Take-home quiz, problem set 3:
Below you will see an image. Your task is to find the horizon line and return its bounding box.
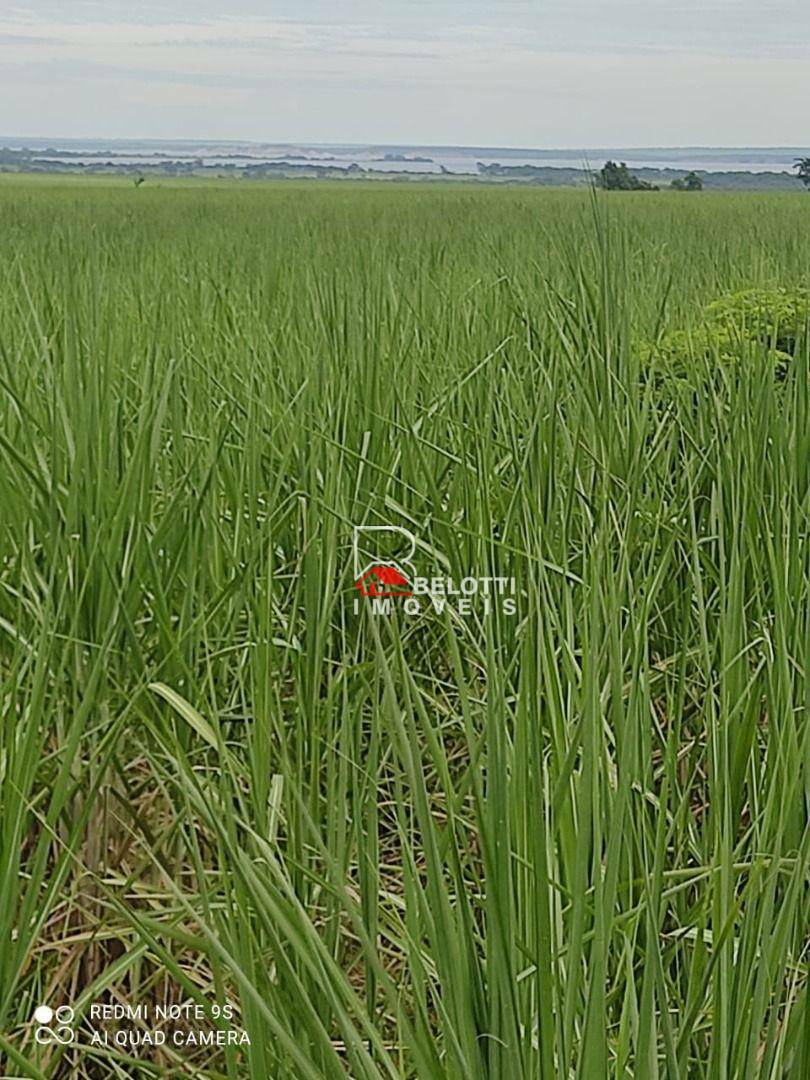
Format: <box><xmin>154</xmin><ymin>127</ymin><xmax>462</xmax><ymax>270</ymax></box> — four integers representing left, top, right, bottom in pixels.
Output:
<box><xmin>2</xmin><ymin>136</ymin><xmax>810</xmax><ymax>155</ymax></box>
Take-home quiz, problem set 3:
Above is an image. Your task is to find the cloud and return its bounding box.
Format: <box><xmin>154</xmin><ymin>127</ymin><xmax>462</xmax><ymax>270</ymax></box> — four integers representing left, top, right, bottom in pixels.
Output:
<box><xmin>5</xmin><ymin>5</ymin><xmax>809</xmax><ymax>62</ymax></box>
<box><xmin>2</xmin><ymin>2</ymin><xmax>809</xmax><ymax>144</ymax></box>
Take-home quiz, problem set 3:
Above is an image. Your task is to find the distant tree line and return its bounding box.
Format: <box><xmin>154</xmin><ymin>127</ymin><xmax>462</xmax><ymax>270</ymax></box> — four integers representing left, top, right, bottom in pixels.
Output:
<box><xmin>1</xmin><ymin>145</ymin><xmax>809</xmax><ymax>190</ymax></box>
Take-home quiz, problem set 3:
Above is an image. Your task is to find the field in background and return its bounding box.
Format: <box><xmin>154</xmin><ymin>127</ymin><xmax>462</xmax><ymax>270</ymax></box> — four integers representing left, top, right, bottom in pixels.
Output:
<box><xmin>0</xmin><ymin>179</ymin><xmax>808</xmax><ymax>1078</ymax></box>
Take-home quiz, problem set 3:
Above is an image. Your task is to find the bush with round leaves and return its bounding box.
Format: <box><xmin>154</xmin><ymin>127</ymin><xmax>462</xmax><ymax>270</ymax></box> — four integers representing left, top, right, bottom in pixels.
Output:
<box><xmin>641</xmin><ymin>287</ymin><xmax>806</xmax><ymax>382</ymax></box>
<box><xmin>705</xmin><ymin>287</ymin><xmax>809</xmax><ymax>355</ymax></box>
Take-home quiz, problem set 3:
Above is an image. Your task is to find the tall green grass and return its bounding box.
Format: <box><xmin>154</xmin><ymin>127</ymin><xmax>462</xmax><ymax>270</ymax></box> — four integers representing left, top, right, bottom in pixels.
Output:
<box><xmin>0</xmin><ymin>177</ymin><xmax>808</xmax><ymax>1078</ymax></box>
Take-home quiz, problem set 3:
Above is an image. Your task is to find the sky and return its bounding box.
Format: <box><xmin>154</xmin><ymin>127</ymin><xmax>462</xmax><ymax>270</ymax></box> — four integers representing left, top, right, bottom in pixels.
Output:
<box><xmin>1</xmin><ymin>1</ymin><xmax>808</xmax><ymax>147</ymax></box>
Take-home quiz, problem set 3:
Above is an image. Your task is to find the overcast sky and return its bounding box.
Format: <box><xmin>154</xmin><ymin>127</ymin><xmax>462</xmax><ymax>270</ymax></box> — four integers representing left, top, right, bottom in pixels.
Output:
<box><xmin>2</xmin><ymin>1</ymin><xmax>807</xmax><ymax>146</ymax></box>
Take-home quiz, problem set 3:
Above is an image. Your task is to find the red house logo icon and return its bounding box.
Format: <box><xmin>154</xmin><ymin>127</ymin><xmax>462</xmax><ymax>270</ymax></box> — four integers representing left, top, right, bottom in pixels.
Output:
<box><xmin>354</xmin><ymin>564</ymin><xmax>413</xmax><ymax>598</ymax></box>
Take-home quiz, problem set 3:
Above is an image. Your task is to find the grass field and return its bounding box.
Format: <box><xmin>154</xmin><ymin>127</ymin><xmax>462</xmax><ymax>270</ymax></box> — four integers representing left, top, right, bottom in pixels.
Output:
<box><xmin>0</xmin><ymin>177</ymin><xmax>808</xmax><ymax>1078</ymax></box>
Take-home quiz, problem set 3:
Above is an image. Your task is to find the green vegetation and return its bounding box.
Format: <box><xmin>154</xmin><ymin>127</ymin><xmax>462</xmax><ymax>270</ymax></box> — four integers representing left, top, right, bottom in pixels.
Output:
<box><xmin>2</xmin><ymin>147</ymin><xmax>806</xmax><ymax>189</ymax></box>
<box><xmin>671</xmin><ymin>170</ymin><xmax>704</xmax><ymax>191</ymax></box>
<box><xmin>598</xmin><ymin>160</ymin><xmax>658</xmax><ymax>190</ymax></box>
<box><xmin>794</xmin><ymin>157</ymin><xmax>810</xmax><ymax>189</ymax></box>
<box><xmin>0</xmin><ymin>178</ymin><xmax>808</xmax><ymax>1079</ymax></box>
<box><xmin>706</xmin><ymin>287</ymin><xmax>810</xmax><ymax>353</ymax></box>
<box><xmin>642</xmin><ymin>286</ymin><xmax>810</xmax><ymax>378</ymax></box>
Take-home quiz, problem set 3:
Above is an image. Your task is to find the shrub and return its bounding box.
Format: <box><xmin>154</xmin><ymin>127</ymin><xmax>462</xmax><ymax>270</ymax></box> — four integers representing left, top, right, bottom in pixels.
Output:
<box><xmin>705</xmin><ymin>287</ymin><xmax>810</xmax><ymax>354</ymax></box>
<box><xmin>671</xmin><ymin>171</ymin><xmax>704</xmax><ymax>192</ymax></box>
<box><xmin>598</xmin><ymin>160</ymin><xmax>658</xmax><ymax>191</ymax></box>
<box><xmin>640</xmin><ymin>287</ymin><xmax>806</xmax><ymax>381</ymax></box>
<box><xmin>640</xmin><ymin>324</ymin><xmax>791</xmax><ymax>381</ymax></box>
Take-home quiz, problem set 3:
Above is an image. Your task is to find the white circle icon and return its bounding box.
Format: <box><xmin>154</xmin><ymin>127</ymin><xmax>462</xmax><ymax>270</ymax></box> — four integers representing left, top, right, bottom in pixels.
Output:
<box><xmin>34</xmin><ymin>1004</ymin><xmax>74</xmax><ymax>1045</ymax></box>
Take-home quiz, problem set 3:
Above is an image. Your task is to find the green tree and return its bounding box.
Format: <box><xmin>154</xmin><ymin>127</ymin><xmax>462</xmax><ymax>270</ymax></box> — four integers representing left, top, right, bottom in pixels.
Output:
<box><xmin>671</xmin><ymin>170</ymin><xmax>703</xmax><ymax>191</ymax></box>
<box><xmin>598</xmin><ymin>161</ymin><xmax>657</xmax><ymax>191</ymax></box>
<box><xmin>794</xmin><ymin>158</ymin><xmax>810</xmax><ymax>189</ymax></box>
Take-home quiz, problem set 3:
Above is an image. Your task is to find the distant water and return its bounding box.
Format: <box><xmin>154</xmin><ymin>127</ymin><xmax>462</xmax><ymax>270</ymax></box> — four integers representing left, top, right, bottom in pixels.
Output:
<box><xmin>6</xmin><ymin>140</ymin><xmax>806</xmax><ymax>176</ymax></box>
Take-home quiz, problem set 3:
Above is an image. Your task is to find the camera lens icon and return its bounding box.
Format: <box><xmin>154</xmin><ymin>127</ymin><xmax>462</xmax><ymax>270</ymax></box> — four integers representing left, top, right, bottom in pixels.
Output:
<box><xmin>34</xmin><ymin>1004</ymin><xmax>75</xmax><ymax>1045</ymax></box>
